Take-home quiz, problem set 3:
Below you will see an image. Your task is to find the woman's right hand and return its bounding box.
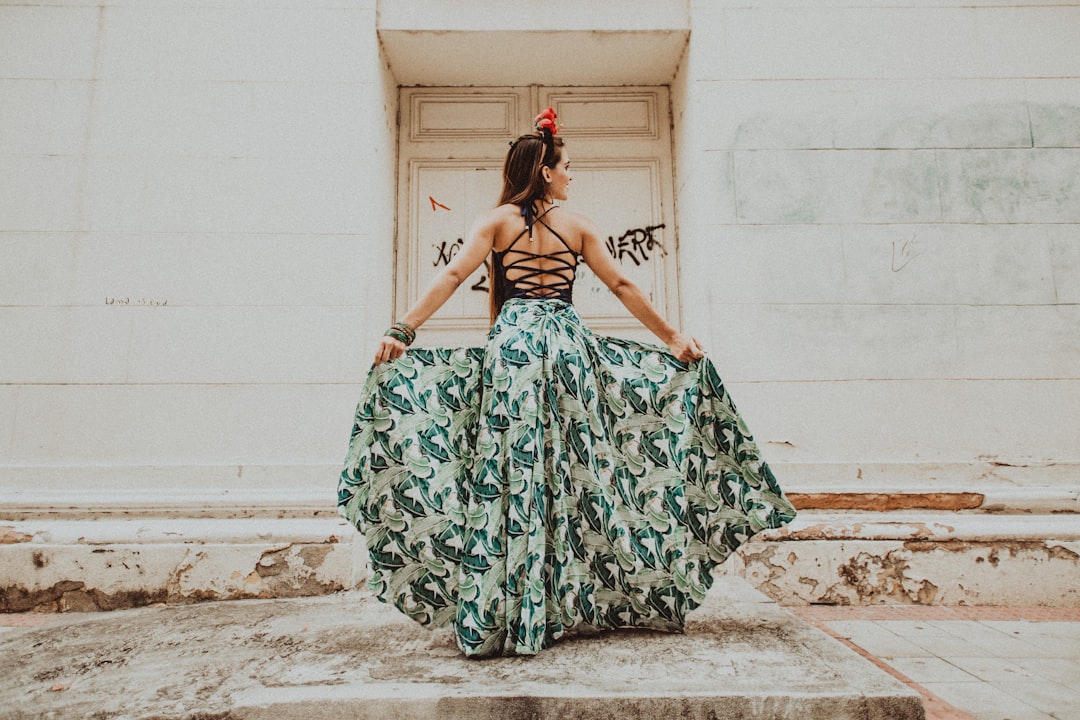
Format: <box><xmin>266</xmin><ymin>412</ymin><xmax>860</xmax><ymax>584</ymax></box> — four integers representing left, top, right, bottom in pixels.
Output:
<box><xmin>667</xmin><ymin>332</ymin><xmax>706</xmax><ymax>363</ymax></box>
<box><xmin>374</xmin><ymin>335</ymin><xmax>407</xmax><ymax>365</ymax></box>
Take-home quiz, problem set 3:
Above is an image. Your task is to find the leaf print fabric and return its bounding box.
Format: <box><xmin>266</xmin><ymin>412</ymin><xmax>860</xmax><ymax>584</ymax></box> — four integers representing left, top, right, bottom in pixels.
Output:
<box><xmin>339</xmin><ymin>298</ymin><xmax>795</xmax><ymax>657</ymax></box>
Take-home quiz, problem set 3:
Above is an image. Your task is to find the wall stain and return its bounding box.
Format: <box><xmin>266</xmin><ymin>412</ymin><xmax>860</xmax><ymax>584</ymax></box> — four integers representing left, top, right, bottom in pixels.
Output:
<box><xmin>0</xmin><ymin>526</ymin><xmax>32</xmax><ymax>544</ymax></box>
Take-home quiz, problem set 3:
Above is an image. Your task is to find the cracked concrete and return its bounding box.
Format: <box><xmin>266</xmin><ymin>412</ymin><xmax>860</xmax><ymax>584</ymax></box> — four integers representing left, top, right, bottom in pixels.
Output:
<box><xmin>3</xmin><ymin>508</ymin><xmax>1078</xmax><ymax>614</ymax></box>
<box><xmin>0</xmin><ymin>537</ymin><xmax>350</xmax><ymax>612</ymax></box>
<box><xmin>0</xmin><ymin>577</ymin><xmax>924</xmax><ymax>720</ymax></box>
<box><xmin>742</xmin><ymin>537</ymin><xmax>1080</xmax><ymax>606</ymax></box>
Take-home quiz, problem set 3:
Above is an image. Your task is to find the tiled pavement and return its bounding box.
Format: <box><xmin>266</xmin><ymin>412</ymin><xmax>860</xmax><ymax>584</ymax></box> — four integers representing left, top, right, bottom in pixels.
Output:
<box><xmin>791</xmin><ymin>606</ymin><xmax>1080</xmax><ymax>720</ymax></box>
<box><xmin>3</xmin><ymin>604</ymin><xmax>1079</xmax><ymax>719</ymax></box>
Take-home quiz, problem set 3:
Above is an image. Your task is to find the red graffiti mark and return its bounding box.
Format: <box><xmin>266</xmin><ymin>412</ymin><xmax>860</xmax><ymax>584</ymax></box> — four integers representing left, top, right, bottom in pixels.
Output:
<box><xmin>429</xmin><ymin>196</ymin><xmax>451</xmax><ymax>212</ymax></box>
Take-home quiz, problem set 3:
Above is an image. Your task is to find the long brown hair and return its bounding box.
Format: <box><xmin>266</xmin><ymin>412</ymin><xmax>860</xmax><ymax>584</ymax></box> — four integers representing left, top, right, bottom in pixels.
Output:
<box><xmin>489</xmin><ymin>131</ymin><xmax>565</xmax><ymax>322</ymax></box>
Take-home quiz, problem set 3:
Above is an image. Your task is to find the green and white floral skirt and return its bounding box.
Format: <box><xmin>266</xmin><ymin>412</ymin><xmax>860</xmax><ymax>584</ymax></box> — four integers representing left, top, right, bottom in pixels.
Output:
<box><xmin>338</xmin><ymin>298</ymin><xmax>795</xmax><ymax>657</ymax></box>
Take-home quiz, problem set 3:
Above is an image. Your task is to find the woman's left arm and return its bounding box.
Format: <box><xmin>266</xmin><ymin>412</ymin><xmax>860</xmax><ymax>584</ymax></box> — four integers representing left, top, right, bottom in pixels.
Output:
<box><xmin>579</xmin><ymin>215</ymin><xmax>705</xmax><ymax>363</ymax></box>
<box><xmin>373</xmin><ymin>213</ymin><xmax>497</xmax><ymax>364</ymax></box>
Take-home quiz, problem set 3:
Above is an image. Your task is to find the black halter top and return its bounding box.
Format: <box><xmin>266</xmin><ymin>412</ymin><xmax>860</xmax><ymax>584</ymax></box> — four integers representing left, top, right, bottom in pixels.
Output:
<box><xmin>491</xmin><ymin>204</ymin><xmax>579</xmax><ymax>304</ymax></box>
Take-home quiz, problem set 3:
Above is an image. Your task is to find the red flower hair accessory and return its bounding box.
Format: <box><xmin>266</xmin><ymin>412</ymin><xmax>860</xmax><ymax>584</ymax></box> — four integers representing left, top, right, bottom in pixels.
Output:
<box><xmin>534</xmin><ymin>107</ymin><xmax>558</xmax><ymax>136</ymax></box>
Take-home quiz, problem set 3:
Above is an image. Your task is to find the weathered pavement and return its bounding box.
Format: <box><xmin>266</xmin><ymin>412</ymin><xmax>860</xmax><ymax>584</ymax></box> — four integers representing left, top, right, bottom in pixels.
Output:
<box><xmin>0</xmin><ymin>576</ymin><xmax>923</xmax><ymax>720</ymax></box>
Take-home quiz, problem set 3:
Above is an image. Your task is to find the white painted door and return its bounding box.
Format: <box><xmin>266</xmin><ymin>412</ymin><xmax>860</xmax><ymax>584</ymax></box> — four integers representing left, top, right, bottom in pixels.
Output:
<box><xmin>396</xmin><ymin>86</ymin><xmax>677</xmax><ymax>346</ymax></box>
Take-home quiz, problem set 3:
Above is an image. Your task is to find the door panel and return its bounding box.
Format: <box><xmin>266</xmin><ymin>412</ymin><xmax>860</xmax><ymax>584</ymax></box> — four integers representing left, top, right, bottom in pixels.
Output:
<box><xmin>397</xmin><ymin>86</ymin><xmax>676</xmax><ymax>346</ymax></box>
<box><xmin>409</xmin><ymin>161</ymin><xmax>502</xmax><ymax>324</ymax></box>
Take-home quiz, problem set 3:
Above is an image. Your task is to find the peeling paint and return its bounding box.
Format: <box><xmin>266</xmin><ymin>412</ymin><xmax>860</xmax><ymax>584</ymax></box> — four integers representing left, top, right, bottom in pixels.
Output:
<box><xmin>298</xmin><ymin>544</ymin><xmax>334</xmax><ymax>567</ymax></box>
<box><xmin>786</xmin><ymin>520</ymin><xmax>956</xmax><ymax>541</ymax></box>
<box><xmin>0</xmin><ymin>526</ymin><xmax>32</xmax><ymax>544</ymax></box>
<box><xmin>1049</xmin><ymin>543</ymin><xmax>1080</xmax><ymax>561</ymax></box>
<box><xmin>741</xmin><ymin>538</ymin><xmax>1080</xmax><ymax>607</ymax></box>
<box><xmin>256</xmin><ymin>546</ymin><xmax>291</xmax><ymax>578</ymax></box>
<box><xmin>251</xmin><ymin>544</ymin><xmax>346</xmax><ymax>599</ymax></box>
<box><xmin>837</xmin><ymin>552</ymin><xmax>916</xmax><ymax>604</ymax></box>
<box><xmin>165</xmin><ymin>550</ymin><xmax>200</xmax><ymax>602</ymax></box>
<box><xmin>1</xmin><ymin>581</ymin><xmax>167</xmax><ymax>613</ymax></box>
<box><xmin>788</xmin><ymin>492</ymin><xmax>984</xmax><ymax>512</ymax></box>
<box><xmin>915</xmin><ymin>580</ymin><xmax>938</xmax><ymax>604</ymax></box>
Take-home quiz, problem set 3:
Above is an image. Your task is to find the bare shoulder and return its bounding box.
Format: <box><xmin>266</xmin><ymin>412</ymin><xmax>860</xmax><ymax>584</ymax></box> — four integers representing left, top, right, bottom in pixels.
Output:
<box><xmin>555</xmin><ymin>206</ymin><xmax>592</xmax><ymax>226</ymax></box>
<box><xmin>464</xmin><ymin>204</ymin><xmax>514</xmax><ymax>245</ymax></box>
<box><xmin>491</xmin><ymin>203</ymin><xmax>523</xmax><ymax>220</ymax></box>
<box><xmin>483</xmin><ymin>203</ymin><xmax>522</xmax><ymax>232</ymax></box>
<box><xmin>554</xmin><ymin>207</ymin><xmax>600</xmax><ymax>243</ymax></box>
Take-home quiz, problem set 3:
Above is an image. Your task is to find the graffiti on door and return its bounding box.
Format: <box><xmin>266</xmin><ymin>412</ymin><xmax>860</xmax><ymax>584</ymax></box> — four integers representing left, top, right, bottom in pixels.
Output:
<box><xmin>432</xmin><ymin>238</ymin><xmax>465</xmax><ymax>267</ymax></box>
<box><xmin>605</xmin><ymin>224</ymin><xmax>666</xmax><ymax>266</ymax></box>
<box><xmin>429</xmin><ymin>224</ymin><xmax>667</xmax><ymax>294</ymax></box>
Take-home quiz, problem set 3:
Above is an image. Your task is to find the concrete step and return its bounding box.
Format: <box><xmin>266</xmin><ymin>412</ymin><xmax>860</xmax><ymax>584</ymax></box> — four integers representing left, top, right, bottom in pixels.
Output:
<box><xmin>0</xmin><ymin>518</ymin><xmax>356</xmax><ymax>612</ymax></box>
<box><xmin>2</xmin><ymin>461</ymin><xmax>1077</xmax><ymax>519</ymax></box>
<box><xmin>0</xmin><ymin>577</ymin><xmax>924</xmax><ymax>720</ymax></box>
<box><xmin>3</xmin><ymin>513</ymin><xmax>1079</xmax><ymax>612</ymax></box>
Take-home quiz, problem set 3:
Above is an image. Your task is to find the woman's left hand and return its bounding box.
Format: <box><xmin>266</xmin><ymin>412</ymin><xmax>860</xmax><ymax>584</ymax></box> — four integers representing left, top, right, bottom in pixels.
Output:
<box><xmin>667</xmin><ymin>332</ymin><xmax>706</xmax><ymax>363</ymax></box>
<box><xmin>374</xmin><ymin>335</ymin><xmax>407</xmax><ymax>365</ymax></box>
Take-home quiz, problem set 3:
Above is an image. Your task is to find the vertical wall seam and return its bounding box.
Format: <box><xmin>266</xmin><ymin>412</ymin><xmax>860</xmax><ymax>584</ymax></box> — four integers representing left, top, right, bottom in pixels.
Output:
<box><xmin>1026</xmin><ymin>95</ymin><xmax>1036</xmax><ymax>150</ymax></box>
<box><xmin>6</xmin><ymin>387</ymin><xmax>19</xmax><ymax>461</ymax></box>
<box><xmin>74</xmin><ymin>4</ymin><xmax>106</xmax><ymax>232</ymax></box>
<box><xmin>730</xmin><ymin>150</ymin><xmax>740</xmax><ymax>224</ymax></box>
<box><xmin>933</xmin><ymin>148</ymin><xmax>946</xmax><ymax>223</ymax></box>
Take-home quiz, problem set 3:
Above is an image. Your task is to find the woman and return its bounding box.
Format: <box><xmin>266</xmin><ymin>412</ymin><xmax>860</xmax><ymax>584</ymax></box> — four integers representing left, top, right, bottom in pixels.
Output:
<box><xmin>339</xmin><ymin>108</ymin><xmax>795</xmax><ymax>658</ymax></box>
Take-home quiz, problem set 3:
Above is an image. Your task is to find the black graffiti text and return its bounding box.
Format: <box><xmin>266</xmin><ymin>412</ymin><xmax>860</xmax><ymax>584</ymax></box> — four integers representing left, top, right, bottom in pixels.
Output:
<box><xmin>606</xmin><ymin>224</ymin><xmax>666</xmax><ymax>266</ymax></box>
<box><xmin>431</xmin><ymin>238</ymin><xmax>489</xmax><ymax>292</ymax></box>
<box><xmin>433</xmin><ymin>238</ymin><xmax>465</xmax><ymax>267</ymax></box>
<box><xmin>470</xmin><ymin>259</ymin><xmax>491</xmax><ymax>293</ymax></box>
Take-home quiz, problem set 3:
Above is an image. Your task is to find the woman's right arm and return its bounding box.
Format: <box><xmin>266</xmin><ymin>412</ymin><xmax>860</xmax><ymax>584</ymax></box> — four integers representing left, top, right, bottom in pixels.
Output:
<box><xmin>373</xmin><ymin>211</ymin><xmax>499</xmax><ymax>365</ymax></box>
<box><xmin>579</xmin><ymin>216</ymin><xmax>705</xmax><ymax>363</ymax></box>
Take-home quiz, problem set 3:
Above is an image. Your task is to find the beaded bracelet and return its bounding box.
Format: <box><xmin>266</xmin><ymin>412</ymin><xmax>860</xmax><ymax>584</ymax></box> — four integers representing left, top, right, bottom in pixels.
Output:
<box><xmin>384</xmin><ymin>321</ymin><xmax>415</xmax><ymax>346</ymax></box>
<box><xmin>394</xmin><ymin>322</ymin><xmax>415</xmax><ymax>344</ymax></box>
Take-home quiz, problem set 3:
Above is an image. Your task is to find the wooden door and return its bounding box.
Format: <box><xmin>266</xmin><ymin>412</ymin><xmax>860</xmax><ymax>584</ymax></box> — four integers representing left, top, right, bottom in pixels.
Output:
<box><xmin>396</xmin><ymin>86</ymin><xmax>677</xmax><ymax>346</ymax></box>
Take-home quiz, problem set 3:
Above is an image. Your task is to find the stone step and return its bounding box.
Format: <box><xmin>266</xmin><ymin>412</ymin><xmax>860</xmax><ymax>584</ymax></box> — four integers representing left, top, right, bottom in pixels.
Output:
<box><xmin>3</xmin><ymin>514</ymin><xmax>1079</xmax><ymax>612</ymax></box>
<box><xmin>0</xmin><ymin>577</ymin><xmax>925</xmax><ymax>720</ymax></box>
<box><xmin>6</xmin><ymin>511</ymin><xmax>1079</xmax><ymax>546</ymax></box>
<box><xmin>2</xmin><ymin>462</ymin><xmax>1077</xmax><ymax>519</ymax></box>
<box><xmin>0</xmin><ymin>518</ymin><xmax>356</xmax><ymax>612</ymax></box>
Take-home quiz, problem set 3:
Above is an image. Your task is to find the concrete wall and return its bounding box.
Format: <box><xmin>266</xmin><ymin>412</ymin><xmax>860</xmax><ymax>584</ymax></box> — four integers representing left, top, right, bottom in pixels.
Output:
<box><xmin>2</xmin><ymin>0</ymin><xmax>1078</xmax><ymax>609</ymax></box>
<box><xmin>1</xmin><ymin>0</ymin><xmax>396</xmax><ymax>498</ymax></box>
<box><xmin>672</xmin><ymin>0</ymin><xmax>1080</xmax><ymax>606</ymax></box>
<box><xmin>673</xmin><ymin>0</ymin><xmax>1080</xmax><ymax>487</ymax></box>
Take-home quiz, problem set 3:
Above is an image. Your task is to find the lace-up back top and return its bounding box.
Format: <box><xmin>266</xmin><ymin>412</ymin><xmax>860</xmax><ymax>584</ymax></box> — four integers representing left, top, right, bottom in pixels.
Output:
<box><xmin>491</xmin><ymin>204</ymin><xmax>579</xmax><ymax>304</ymax></box>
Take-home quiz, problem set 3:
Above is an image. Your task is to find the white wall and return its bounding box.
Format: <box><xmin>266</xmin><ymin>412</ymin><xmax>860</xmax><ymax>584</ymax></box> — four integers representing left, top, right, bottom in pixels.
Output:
<box><xmin>3</xmin><ymin>0</ymin><xmax>1079</xmax><ymax>611</ymax></box>
<box><xmin>2</xmin><ymin>0</ymin><xmax>1078</xmax><ymax>510</ymax></box>
<box><xmin>0</xmin><ymin>0</ymin><xmax>396</xmax><ymax>500</ymax></box>
<box><xmin>674</xmin><ymin>1</ymin><xmax>1080</xmax><ymax>487</ymax></box>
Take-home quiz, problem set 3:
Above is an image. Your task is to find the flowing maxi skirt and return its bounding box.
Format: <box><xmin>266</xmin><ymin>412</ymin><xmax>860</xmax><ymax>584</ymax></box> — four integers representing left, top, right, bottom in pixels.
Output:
<box><xmin>338</xmin><ymin>298</ymin><xmax>796</xmax><ymax>657</ymax></box>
